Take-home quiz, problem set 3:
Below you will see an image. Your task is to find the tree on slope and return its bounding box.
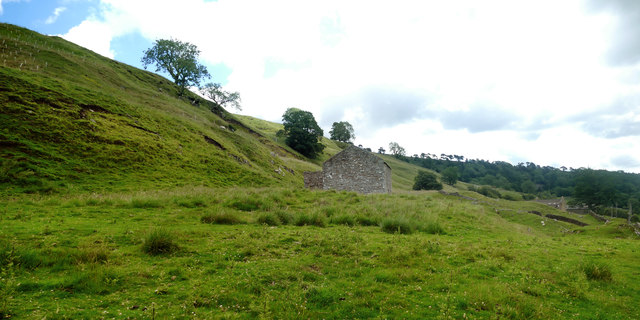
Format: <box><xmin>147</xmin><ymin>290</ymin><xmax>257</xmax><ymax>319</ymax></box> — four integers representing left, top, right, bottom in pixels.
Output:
<box><xmin>329</xmin><ymin>121</ymin><xmax>355</xmax><ymax>143</ymax></box>
<box><xmin>142</xmin><ymin>38</ymin><xmax>210</xmax><ymax>95</ymax></box>
<box><xmin>413</xmin><ymin>171</ymin><xmax>443</xmax><ymax>190</ymax></box>
<box><xmin>282</xmin><ymin>108</ymin><xmax>325</xmax><ymax>158</ymax></box>
<box><xmin>388</xmin><ymin>142</ymin><xmax>406</xmax><ymax>157</ymax></box>
<box><xmin>441</xmin><ymin>166</ymin><xmax>459</xmax><ymax>185</ymax></box>
<box><xmin>200</xmin><ymin>83</ymin><xmax>242</xmax><ymax>111</ymax></box>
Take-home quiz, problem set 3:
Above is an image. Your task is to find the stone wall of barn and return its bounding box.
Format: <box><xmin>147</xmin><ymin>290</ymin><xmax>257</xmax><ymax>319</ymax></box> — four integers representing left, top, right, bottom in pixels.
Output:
<box><xmin>321</xmin><ymin>146</ymin><xmax>391</xmax><ymax>194</ymax></box>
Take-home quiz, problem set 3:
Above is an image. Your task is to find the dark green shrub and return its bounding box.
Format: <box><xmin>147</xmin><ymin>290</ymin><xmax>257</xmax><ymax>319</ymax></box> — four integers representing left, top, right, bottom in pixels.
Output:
<box><xmin>582</xmin><ymin>262</ymin><xmax>612</xmax><ymax>281</ymax></box>
<box><xmin>142</xmin><ymin>229</ymin><xmax>178</xmax><ymax>256</ymax></box>
<box><xmin>201</xmin><ymin>211</ymin><xmax>244</xmax><ymax>225</ymax></box>
<box><xmin>413</xmin><ymin>171</ymin><xmax>443</xmax><ymax>191</ymax></box>
<box><xmin>380</xmin><ymin>217</ymin><xmax>415</xmax><ymax>234</ymax></box>
<box><xmin>631</xmin><ymin>215</ymin><xmax>639</xmax><ymax>223</ymax></box>
<box><xmin>257</xmin><ymin>212</ymin><xmax>281</xmax><ymax>226</ymax></box>
<box><xmin>522</xmin><ymin>194</ymin><xmax>536</xmax><ymax>200</ymax></box>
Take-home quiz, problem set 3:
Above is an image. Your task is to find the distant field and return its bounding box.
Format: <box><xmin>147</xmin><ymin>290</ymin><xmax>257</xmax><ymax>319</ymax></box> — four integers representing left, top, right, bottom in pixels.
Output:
<box><xmin>1</xmin><ymin>187</ymin><xmax>638</xmax><ymax>319</ymax></box>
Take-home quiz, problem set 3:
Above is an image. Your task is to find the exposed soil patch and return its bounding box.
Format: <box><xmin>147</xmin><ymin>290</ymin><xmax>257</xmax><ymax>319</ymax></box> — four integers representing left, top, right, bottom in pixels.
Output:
<box><xmin>545</xmin><ymin>214</ymin><xmax>588</xmax><ymax>227</ymax></box>
<box><xmin>203</xmin><ymin>135</ymin><xmax>225</xmax><ymax>150</ymax></box>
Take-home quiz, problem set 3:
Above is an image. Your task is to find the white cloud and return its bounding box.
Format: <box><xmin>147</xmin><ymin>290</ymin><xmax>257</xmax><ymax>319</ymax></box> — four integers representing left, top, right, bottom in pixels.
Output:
<box><xmin>63</xmin><ymin>18</ymin><xmax>116</xmax><ymax>58</ymax></box>
<box><xmin>45</xmin><ymin>6</ymin><xmax>67</xmax><ymax>24</ymax></box>
<box><xmin>60</xmin><ymin>0</ymin><xmax>640</xmax><ymax>172</ymax></box>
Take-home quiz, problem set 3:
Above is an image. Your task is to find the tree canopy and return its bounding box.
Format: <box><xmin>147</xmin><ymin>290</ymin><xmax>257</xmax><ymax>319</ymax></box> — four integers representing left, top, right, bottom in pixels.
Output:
<box><xmin>413</xmin><ymin>171</ymin><xmax>443</xmax><ymax>191</ymax></box>
<box><xmin>329</xmin><ymin>121</ymin><xmax>355</xmax><ymax>143</ymax></box>
<box><xmin>441</xmin><ymin>167</ymin><xmax>459</xmax><ymax>185</ymax></box>
<box><xmin>388</xmin><ymin>142</ymin><xmax>406</xmax><ymax>157</ymax></box>
<box><xmin>282</xmin><ymin>108</ymin><xmax>325</xmax><ymax>158</ymax></box>
<box><xmin>142</xmin><ymin>39</ymin><xmax>210</xmax><ymax>95</ymax></box>
<box><xmin>200</xmin><ymin>83</ymin><xmax>242</xmax><ymax>111</ymax></box>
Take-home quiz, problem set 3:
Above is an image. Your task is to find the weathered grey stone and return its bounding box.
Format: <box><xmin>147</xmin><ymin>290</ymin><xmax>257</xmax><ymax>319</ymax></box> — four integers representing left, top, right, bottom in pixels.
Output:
<box><xmin>304</xmin><ymin>146</ymin><xmax>391</xmax><ymax>194</ymax></box>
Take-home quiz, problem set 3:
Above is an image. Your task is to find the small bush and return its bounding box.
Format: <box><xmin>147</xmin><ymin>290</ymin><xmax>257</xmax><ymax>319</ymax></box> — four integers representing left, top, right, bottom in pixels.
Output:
<box><xmin>582</xmin><ymin>262</ymin><xmax>612</xmax><ymax>281</ymax></box>
<box><xmin>295</xmin><ymin>213</ymin><xmax>327</xmax><ymax>227</ymax></box>
<box><xmin>142</xmin><ymin>229</ymin><xmax>178</xmax><ymax>256</ymax></box>
<box><xmin>522</xmin><ymin>194</ymin><xmax>536</xmax><ymax>200</ymax></box>
<box><xmin>201</xmin><ymin>211</ymin><xmax>244</xmax><ymax>225</ymax></box>
<box><xmin>257</xmin><ymin>212</ymin><xmax>281</xmax><ymax>226</ymax></box>
<box><xmin>631</xmin><ymin>215</ymin><xmax>639</xmax><ymax>223</ymax></box>
<box><xmin>331</xmin><ymin>214</ymin><xmax>356</xmax><ymax>226</ymax></box>
<box><xmin>380</xmin><ymin>217</ymin><xmax>415</xmax><ymax>234</ymax></box>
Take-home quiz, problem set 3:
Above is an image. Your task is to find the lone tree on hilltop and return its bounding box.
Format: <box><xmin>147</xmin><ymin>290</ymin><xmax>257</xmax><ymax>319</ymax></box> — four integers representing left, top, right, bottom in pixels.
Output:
<box><xmin>142</xmin><ymin>38</ymin><xmax>210</xmax><ymax>95</ymax></box>
<box><xmin>200</xmin><ymin>83</ymin><xmax>242</xmax><ymax>111</ymax></box>
<box><xmin>388</xmin><ymin>142</ymin><xmax>406</xmax><ymax>157</ymax></box>
<box><xmin>282</xmin><ymin>108</ymin><xmax>325</xmax><ymax>158</ymax></box>
<box><xmin>413</xmin><ymin>171</ymin><xmax>443</xmax><ymax>191</ymax></box>
<box><xmin>329</xmin><ymin>121</ymin><xmax>355</xmax><ymax>143</ymax></box>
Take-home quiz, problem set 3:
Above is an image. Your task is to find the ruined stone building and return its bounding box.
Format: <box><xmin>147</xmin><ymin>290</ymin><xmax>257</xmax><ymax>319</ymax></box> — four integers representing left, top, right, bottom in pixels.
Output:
<box><xmin>303</xmin><ymin>146</ymin><xmax>392</xmax><ymax>194</ymax></box>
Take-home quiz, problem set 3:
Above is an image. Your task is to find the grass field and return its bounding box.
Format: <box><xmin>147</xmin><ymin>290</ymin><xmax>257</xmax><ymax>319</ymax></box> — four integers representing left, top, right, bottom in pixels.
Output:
<box><xmin>1</xmin><ymin>187</ymin><xmax>639</xmax><ymax>319</ymax></box>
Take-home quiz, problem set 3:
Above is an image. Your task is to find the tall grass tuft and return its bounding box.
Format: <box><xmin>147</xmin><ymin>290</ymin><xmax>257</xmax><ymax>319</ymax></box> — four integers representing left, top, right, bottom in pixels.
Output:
<box><xmin>419</xmin><ymin>221</ymin><xmax>446</xmax><ymax>235</ymax></box>
<box><xmin>130</xmin><ymin>198</ymin><xmax>164</xmax><ymax>209</ymax></box>
<box><xmin>330</xmin><ymin>214</ymin><xmax>356</xmax><ymax>226</ymax></box>
<box><xmin>275</xmin><ymin>211</ymin><xmax>294</xmax><ymax>225</ymax></box>
<box><xmin>582</xmin><ymin>262</ymin><xmax>613</xmax><ymax>281</ymax></box>
<box><xmin>295</xmin><ymin>212</ymin><xmax>327</xmax><ymax>227</ymax></box>
<box><xmin>257</xmin><ymin>212</ymin><xmax>281</xmax><ymax>226</ymax></box>
<box><xmin>74</xmin><ymin>246</ymin><xmax>109</xmax><ymax>264</ymax></box>
<box><xmin>142</xmin><ymin>229</ymin><xmax>178</xmax><ymax>256</ymax></box>
<box><xmin>201</xmin><ymin>211</ymin><xmax>244</xmax><ymax>225</ymax></box>
<box><xmin>356</xmin><ymin>215</ymin><xmax>379</xmax><ymax>226</ymax></box>
<box><xmin>380</xmin><ymin>217</ymin><xmax>415</xmax><ymax>234</ymax></box>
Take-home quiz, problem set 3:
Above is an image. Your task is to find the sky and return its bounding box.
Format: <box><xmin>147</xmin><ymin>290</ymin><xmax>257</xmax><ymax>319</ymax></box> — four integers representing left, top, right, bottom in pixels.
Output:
<box><xmin>2</xmin><ymin>0</ymin><xmax>640</xmax><ymax>173</ymax></box>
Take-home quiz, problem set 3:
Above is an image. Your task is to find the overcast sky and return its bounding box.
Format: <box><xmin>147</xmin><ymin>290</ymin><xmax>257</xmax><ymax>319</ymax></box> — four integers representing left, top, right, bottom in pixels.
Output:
<box><xmin>2</xmin><ymin>0</ymin><xmax>640</xmax><ymax>172</ymax></box>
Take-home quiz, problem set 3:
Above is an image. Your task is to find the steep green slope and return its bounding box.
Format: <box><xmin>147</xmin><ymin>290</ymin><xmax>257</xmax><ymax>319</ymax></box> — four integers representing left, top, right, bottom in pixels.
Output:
<box><xmin>0</xmin><ymin>23</ymin><xmax>307</xmax><ymax>195</ymax></box>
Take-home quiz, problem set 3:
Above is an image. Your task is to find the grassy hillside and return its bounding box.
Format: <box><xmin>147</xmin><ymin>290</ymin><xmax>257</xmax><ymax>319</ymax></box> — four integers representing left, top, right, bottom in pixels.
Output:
<box><xmin>0</xmin><ymin>23</ymin><xmax>316</xmax><ymax>195</ymax></box>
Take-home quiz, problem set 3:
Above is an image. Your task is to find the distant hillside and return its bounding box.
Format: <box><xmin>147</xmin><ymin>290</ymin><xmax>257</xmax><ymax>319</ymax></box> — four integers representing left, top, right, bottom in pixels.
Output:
<box><xmin>0</xmin><ymin>23</ymin><xmax>431</xmax><ymax>195</ymax></box>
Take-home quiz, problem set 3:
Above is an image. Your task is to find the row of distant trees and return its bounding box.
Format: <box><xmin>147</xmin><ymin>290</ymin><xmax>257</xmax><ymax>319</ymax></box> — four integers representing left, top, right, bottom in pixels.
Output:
<box><xmin>390</xmin><ymin>150</ymin><xmax>640</xmax><ymax>216</ymax></box>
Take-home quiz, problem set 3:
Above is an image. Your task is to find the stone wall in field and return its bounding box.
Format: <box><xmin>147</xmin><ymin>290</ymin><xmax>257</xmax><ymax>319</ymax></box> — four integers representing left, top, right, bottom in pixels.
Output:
<box><xmin>304</xmin><ymin>146</ymin><xmax>391</xmax><ymax>194</ymax></box>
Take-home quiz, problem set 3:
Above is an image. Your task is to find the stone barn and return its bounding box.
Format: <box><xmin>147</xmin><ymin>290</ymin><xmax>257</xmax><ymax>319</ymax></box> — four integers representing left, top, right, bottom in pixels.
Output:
<box><xmin>303</xmin><ymin>146</ymin><xmax>392</xmax><ymax>194</ymax></box>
